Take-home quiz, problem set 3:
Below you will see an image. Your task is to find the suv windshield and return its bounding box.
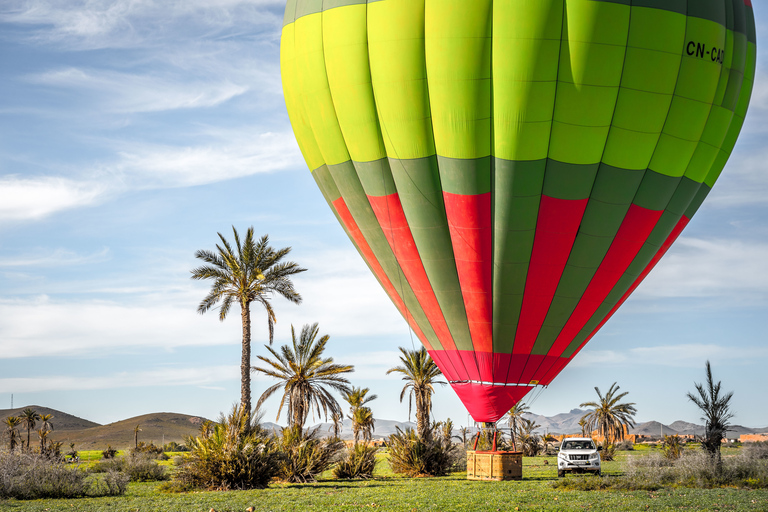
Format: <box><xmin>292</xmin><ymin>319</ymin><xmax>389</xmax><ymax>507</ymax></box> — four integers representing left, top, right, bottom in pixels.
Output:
<box><xmin>562</xmin><ymin>440</ymin><xmax>596</xmax><ymax>450</ymax></box>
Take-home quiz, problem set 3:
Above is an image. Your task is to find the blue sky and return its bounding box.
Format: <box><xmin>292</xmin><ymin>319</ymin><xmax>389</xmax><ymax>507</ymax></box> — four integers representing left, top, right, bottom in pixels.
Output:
<box><xmin>1</xmin><ymin>1</ymin><xmax>766</xmax><ymax>430</ymax></box>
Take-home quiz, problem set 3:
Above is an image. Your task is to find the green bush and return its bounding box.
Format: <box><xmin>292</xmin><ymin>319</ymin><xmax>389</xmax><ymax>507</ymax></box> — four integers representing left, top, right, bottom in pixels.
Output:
<box><xmin>387</xmin><ymin>427</ymin><xmax>461</xmax><ymax>477</ymax></box>
<box><xmin>333</xmin><ymin>443</ymin><xmax>378</xmax><ymax>479</ymax></box>
<box><xmin>170</xmin><ymin>405</ymin><xmax>281</xmax><ymax>491</ymax></box>
<box><xmin>0</xmin><ymin>451</ymin><xmax>128</xmax><ymax>499</ymax></box>
<box><xmin>277</xmin><ymin>425</ymin><xmax>343</xmax><ymax>483</ymax></box>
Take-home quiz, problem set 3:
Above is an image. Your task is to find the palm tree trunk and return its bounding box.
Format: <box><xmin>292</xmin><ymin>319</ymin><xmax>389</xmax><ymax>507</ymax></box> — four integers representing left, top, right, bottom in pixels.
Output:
<box><xmin>416</xmin><ymin>392</ymin><xmax>428</xmax><ymax>440</ymax></box>
<box><xmin>241</xmin><ymin>300</ymin><xmax>252</xmax><ymax>420</ymax></box>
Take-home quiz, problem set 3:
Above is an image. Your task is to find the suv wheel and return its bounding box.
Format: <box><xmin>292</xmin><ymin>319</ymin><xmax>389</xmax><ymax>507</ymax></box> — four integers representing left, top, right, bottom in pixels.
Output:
<box><xmin>558</xmin><ymin>470</ymin><xmax>565</xmax><ymax>478</ymax></box>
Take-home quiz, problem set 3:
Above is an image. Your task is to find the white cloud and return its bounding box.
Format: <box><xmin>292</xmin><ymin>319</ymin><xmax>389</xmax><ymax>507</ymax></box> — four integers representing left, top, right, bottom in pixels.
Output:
<box><xmin>0</xmin><ymin>365</ymin><xmax>239</xmax><ymax>393</ymax></box>
<box><xmin>113</xmin><ymin>130</ymin><xmax>303</xmax><ymax>188</ymax></box>
<box><xmin>635</xmin><ymin>237</ymin><xmax>768</xmax><ymax>302</ymax></box>
<box><xmin>0</xmin><ymin>176</ymin><xmax>107</xmax><ymax>222</ymax></box>
<box><xmin>572</xmin><ymin>344</ymin><xmax>768</xmax><ymax>369</ymax></box>
<box><xmin>0</xmin><ymin>246</ymin><xmax>408</xmax><ymax>359</ymax></box>
<box><xmin>28</xmin><ymin>67</ymin><xmax>248</xmax><ymax>113</ymax></box>
<box><xmin>0</xmin><ymin>247</ymin><xmax>110</xmax><ymax>267</ymax></box>
<box><xmin>1</xmin><ymin>0</ymin><xmax>284</xmax><ymax>50</ymax></box>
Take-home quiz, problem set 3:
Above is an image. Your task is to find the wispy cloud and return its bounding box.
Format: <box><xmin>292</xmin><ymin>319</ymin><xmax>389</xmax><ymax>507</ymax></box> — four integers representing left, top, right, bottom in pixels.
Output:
<box><xmin>0</xmin><ymin>246</ymin><xmax>408</xmax><ymax>359</ymax></box>
<box><xmin>572</xmin><ymin>343</ymin><xmax>768</xmax><ymax>369</ymax></box>
<box><xmin>0</xmin><ymin>176</ymin><xmax>107</xmax><ymax>222</ymax></box>
<box><xmin>1</xmin><ymin>0</ymin><xmax>284</xmax><ymax>50</ymax></box>
<box><xmin>0</xmin><ymin>247</ymin><xmax>110</xmax><ymax>267</ymax></box>
<box><xmin>0</xmin><ymin>365</ymin><xmax>239</xmax><ymax>393</ymax></box>
<box><xmin>113</xmin><ymin>130</ymin><xmax>302</xmax><ymax>188</ymax></box>
<box><xmin>635</xmin><ymin>237</ymin><xmax>768</xmax><ymax>302</ymax></box>
<box><xmin>27</xmin><ymin>67</ymin><xmax>248</xmax><ymax>113</ymax></box>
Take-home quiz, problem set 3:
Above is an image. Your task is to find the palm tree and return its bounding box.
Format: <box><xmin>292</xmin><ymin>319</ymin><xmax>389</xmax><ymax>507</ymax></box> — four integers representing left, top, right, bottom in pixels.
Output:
<box><xmin>505</xmin><ymin>401</ymin><xmax>530</xmax><ymax>444</ymax></box>
<box><xmin>578</xmin><ymin>417</ymin><xmax>589</xmax><ymax>437</ymax></box>
<box><xmin>20</xmin><ymin>409</ymin><xmax>40</xmax><ymax>452</ymax></box>
<box><xmin>38</xmin><ymin>427</ymin><xmax>51</xmax><ymax>455</ymax></box>
<box><xmin>386</xmin><ymin>347</ymin><xmax>445</xmax><ymax>440</ymax></box>
<box><xmin>458</xmin><ymin>426</ymin><xmax>471</xmax><ymax>447</ymax></box>
<box><xmin>3</xmin><ymin>416</ymin><xmax>21</xmax><ymax>451</ymax></box>
<box><xmin>516</xmin><ymin>417</ymin><xmax>543</xmax><ymax>457</ymax></box>
<box><xmin>134</xmin><ymin>424</ymin><xmax>142</xmax><ymax>448</ymax></box>
<box><xmin>687</xmin><ymin>360</ymin><xmax>734</xmax><ymax>466</ymax></box>
<box><xmin>580</xmin><ymin>382</ymin><xmax>637</xmax><ymax>445</ymax></box>
<box><xmin>192</xmin><ymin>227</ymin><xmax>306</xmax><ymax>418</ymax></box>
<box><xmin>329</xmin><ymin>412</ymin><xmax>343</xmax><ymax>439</ymax></box>
<box><xmin>254</xmin><ymin>323</ymin><xmax>354</xmax><ymax>428</ymax></box>
<box><xmin>342</xmin><ymin>387</ymin><xmax>378</xmax><ymax>445</ymax></box>
<box><xmin>353</xmin><ymin>407</ymin><xmax>375</xmax><ymax>442</ymax></box>
<box><xmin>39</xmin><ymin>414</ymin><xmax>54</xmax><ymax>433</ymax></box>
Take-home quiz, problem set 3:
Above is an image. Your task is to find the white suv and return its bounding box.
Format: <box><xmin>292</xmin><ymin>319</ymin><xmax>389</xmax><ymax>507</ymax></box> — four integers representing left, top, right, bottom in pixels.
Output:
<box><xmin>557</xmin><ymin>438</ymin><xmax>601</xmax><ymax>477</ymax></box>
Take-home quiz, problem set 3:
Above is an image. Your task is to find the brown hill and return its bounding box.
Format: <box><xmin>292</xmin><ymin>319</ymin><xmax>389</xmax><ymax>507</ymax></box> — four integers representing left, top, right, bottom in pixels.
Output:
<box><xmin>50</xmin><ymin>412</ymin><xmax>210</xmax><ymax>450</ymax></box>
<box><xmin>0</xmin><ymin>405</ymin><xmax>100</xmax><ymax>431</ymax></box>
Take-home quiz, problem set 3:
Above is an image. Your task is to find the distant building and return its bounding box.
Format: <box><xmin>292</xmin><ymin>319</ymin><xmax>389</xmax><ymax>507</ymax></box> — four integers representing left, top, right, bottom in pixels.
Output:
<box><xmin>739</xmin><ymin>433</ymin><xmax>768</xmax><ymax>443</ymax></box>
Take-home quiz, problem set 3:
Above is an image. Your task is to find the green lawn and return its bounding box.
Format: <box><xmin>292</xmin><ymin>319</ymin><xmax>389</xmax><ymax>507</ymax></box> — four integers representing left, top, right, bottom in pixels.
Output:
<box><xmin>1</xmin><ymin>450</ymin><xmax>766</xmax><ymax>511</ymax></box>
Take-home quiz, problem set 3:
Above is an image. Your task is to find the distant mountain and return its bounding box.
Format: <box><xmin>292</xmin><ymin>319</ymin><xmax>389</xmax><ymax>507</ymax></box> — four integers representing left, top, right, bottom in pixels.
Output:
<box><xmin>629</xmin><ymin>421</ymin><xmax>680</xmax><ymax>436</ymax></box>
<box><xmin>308</xmin><ymin>418</ymin><xmax>416</xmax><ymax>439</ymax></box>
<box><xmin>49</xmin><ymin>412</ymin><xmax>210</xmax><ymax>450</ymax></box>
<box><xmin>0</xmin><ymin>405</ymin><xmax>100</xmax><ymax>431</ymax></box>
<box><xmin>525</xmin><ymin>409</ymin><xmax>588</xmax><ymax>435</ymax></box>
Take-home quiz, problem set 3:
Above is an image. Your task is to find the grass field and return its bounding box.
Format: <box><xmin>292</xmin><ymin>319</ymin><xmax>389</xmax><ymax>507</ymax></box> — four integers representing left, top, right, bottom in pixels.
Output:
<box><xmin>1</xmin><ymin>449</ymin><xmax>766</xmax><ymax>511</ymax></box>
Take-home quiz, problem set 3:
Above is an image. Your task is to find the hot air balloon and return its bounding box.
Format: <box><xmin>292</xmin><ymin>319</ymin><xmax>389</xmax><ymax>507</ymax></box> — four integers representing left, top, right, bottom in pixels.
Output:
<box><xmin>280</xmin><ymin>0</ymin><xmax>756</xmax><ymax>423</ymax></box>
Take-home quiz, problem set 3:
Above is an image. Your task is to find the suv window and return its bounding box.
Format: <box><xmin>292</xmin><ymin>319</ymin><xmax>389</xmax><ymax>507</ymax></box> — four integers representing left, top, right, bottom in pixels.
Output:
<box><xmin>562</xmin><ymin>440</ymin><xmax>596</xmax><ymax>450</ymax></box>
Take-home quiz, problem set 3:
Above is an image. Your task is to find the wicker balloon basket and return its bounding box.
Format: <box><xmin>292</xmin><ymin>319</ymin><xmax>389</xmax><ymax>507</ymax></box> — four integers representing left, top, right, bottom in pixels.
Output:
<box><xmin>466</xmin><ymin>450</ymin><xmax>523</xmax><ymax>481</ymax></box>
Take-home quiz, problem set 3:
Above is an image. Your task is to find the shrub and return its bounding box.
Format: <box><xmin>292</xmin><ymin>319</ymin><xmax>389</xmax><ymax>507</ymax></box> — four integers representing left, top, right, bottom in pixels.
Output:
<box><xmin>661</xmin><ymin>435</ymin><xmax>685</xmax><ymax>460</ymax></box>
<box><xmin>132</xmin><ymin>442</ymin><xmax>167</xmax><ymax>460</ymax></box>
<box><xmin>171</xmin><ymin>405</ymin><xmax>281</xmax><ymax>491</ymax></box>
<box><xmin>743</xmin><ymin>442</ymin><xmax>768</xmax><ymax>460</ymax></box>
<box><xmin>276</xmin><ymin>425</ymin><xmax>342</xmax><ymax>483</ymax></box>
<box><xmin>0</xmin><ymin>451</ymin><xmax>128</xmax><ymax>499</ymax></box>
<box><xmin>387</xmin><ymin>427</ymin><xmax>460</xmax><ymax>477</ymax></box>
<box><xmin>92</xmin><ymin>454</ymin><xmax>168</xmax><ymax>482</ymax></box>
<box><xmin>600</xmin><ymin>443</ymin><xmax>617</xmax><ymax>461</ymax></box>
<box><xmin>333</xmin><ymin>443</ymin><xmax>378</xmax><ymax>479</ymax></box>
<box><xmin>101</xmin><ymin>446</ymin><xmax>118</xmax><ymax>459</ymax></box>
<box><xmin>163</xmin><ymin>441</ymin><xmax>189</xmax><ymax>452</ymax></box>
<box><xmin>616</xmin><ymin>440</ymin><xmax>635</xmax><ymax>451</ymax></box>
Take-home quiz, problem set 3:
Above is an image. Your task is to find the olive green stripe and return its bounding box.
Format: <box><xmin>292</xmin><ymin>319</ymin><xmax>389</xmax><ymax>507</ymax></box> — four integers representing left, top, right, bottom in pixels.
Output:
<box><xmin>321</xmin><ymin>161</ymin><xmax>444</xmax><ymax>351</ymax></box>
<box><xmin>284</xmin><ymin>0</ymin><xmax>753</xmax><ymax>40</ymax></box>
<box><xmin>387</xmin><ymin>156</ymin><xmax>475</xmax><ymax>352</ymax></box>
<box><xmin>284</xmin><ymin>0</ymin><xmax>386</xmax><ymax>27</ymax></box>
<box><xmin>492</xmin><ymin>158</ymin><xmax>546</xmax><ymax>354</ymax></box>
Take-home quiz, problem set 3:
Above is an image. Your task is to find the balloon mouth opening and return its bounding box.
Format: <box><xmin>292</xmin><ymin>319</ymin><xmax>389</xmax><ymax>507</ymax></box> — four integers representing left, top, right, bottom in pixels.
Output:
<box><xmin>449</xmin><ymin>381</ymin><xmax>539</xmax><ymax>424</ymax></box>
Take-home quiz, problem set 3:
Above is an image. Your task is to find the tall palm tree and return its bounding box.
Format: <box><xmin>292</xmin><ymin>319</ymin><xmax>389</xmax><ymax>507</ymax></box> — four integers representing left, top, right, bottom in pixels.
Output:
<box><xmin>3</xmin><ymin>416</ymin><xmax>21</xmax><ymax>451</ymax></box>
<box><xmin>254</xmin><ymin>323</ymin><xmax>354</xmax><ymax>428</ymax></box>
<box><xmin>20</xmin><ymin>409</ymin><xmax>40</xmax><ymax>452</ymax></box>
<box><xmin>342</xmin><ymin>387</ymin><xmax>378</xmax><ymax>445</ymax></box>
<box><xmin>353</xmin><ymin>407</ymin><xmax>375</xmax><ymax>443</ymax></box>
<box><xmin>687</xmin><ymin>360</ymin><xmax>734</xmax><ymax>465</ymax></box>
<box><xmin>192</xmin><ymin>227</ymin><xmax>306</xmax><ymax>418</ymax></box>
<box><xmin>580</xmin><ymin>382</ymin><xmax>637</xmax><ymax>445</ymax></box>
<box><xmin>134</xmin><ymin>424</ymin><xmax>142</xmax><ymax>448</ymax></box>
<box><xmin>505</xmin><ymin>401</ymin><xmax>530</xmax><ymax>440</ymax></box>
<box><xmin>386</xmin><ymin>347</ymin><xmax>445</xmax><ymax>440</ymax></box>
<box><xmin>329</xmin><ymin>412</ymin><xmax>343</xmax><ymax>439</ymax></box>
<box><xmin>39</xmin><ymin>414</ymin><xmax>54</xmax><ymax>433</ymax></box>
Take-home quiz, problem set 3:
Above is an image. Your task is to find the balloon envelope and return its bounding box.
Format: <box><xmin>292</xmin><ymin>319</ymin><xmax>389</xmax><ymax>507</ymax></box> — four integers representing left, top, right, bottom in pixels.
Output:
<box><xmin>280</xmin><ymin>0</ymin><xmax>756</xmax><ymax>422</ymax></box>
